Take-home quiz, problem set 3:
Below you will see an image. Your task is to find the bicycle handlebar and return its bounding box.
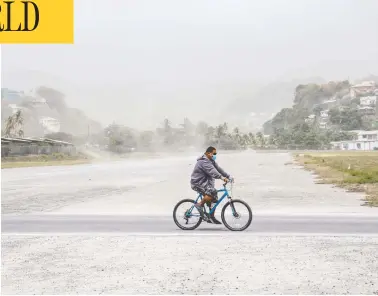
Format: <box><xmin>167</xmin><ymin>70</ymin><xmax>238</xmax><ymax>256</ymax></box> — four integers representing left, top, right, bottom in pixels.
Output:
<box><xmin>222</xmin><ymin>178</ymin><xmax>234</xmax><ymax>187</ymax></box>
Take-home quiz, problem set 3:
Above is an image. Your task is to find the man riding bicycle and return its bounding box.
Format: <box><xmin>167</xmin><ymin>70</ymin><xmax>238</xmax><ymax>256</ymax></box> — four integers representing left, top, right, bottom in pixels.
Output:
<box><xmin>190</xmin><ymin>146</ymin><xmax>232</xmax><ymax>224</ymax></box>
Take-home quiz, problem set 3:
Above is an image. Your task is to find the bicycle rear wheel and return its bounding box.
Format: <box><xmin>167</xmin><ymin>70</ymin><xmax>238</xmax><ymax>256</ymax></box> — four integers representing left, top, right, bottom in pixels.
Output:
<box><xmin>173</xmin><ymin>199</ymin><xmax>203</xmax><ymax>230</ymax></box>
<box><xmin>221</xmin><ymin>199</ymin><xmax>252</xmax><ymax>231</ymax></box>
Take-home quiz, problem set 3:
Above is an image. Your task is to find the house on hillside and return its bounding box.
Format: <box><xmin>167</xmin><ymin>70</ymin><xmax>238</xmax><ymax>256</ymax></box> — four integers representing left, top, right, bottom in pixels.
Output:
<box><xmin>330</xmin><ymin>130</ymin><xmax>378</xmax><ymax>151</ymax></box>
<box><xmin>320</xmin><ymin>110</ymin><xmax>329</xmax><ymax>118</ymax></box>
<box><xmin>359</xmin><ymin>95</ymin><xmax>376</xmax><ymax>106</ymax></box>
<box><xmin>39</xmin><ymin>117</ymin><xmax>61</xmax><ymax>134</ymax></box>
<box><xmin>319</xmin><ymin>121</ymin><xmax>328</xmax><ymax>129</ymax></box>
<box><xmin>305</xmin><ymin>114</ymin><xmax>316</xmax><ymax>124</ymax></box>
<box><xmin>350</xmin><ymin>81</ymin><xmax>376</xmax><ymax>99</ymax></box>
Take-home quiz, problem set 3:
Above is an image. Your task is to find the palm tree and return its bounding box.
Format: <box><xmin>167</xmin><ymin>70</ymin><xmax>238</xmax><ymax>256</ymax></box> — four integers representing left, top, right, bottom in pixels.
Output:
<box><xmin>163</xmin><ymin>118</ymin><xmax>171</xmax><ymax>132</ymax></box>
<box><xmin>162</xmin><ymin>118</ymin><xmax>173</xmax><ymax>146</ymax></box>
<box><xmin>222</xmin><ymin>122</ymin><xmax>229</xmax><ymax>134</ymax></box>
<box><xmin>248</xmin><ymin>132</ymin><xmax>257</xmax><ymax>147</ymax></box>
<box><xmin>215</xmin><ymin>124</ymin><xmax>225</xmax><ymax>146</ymax></box>
<box><xmin>232</xmin><ymin>127</ymin><xmax>241</xmax><ymax>144</ymax></box>
<box><xmin>242</xmin><ymin>134</ymin><xmax>250</xmax><ymax>148</ymax></box>
<box><xmin>256</xmin><ymin>132</ymin><xmax>265</xmax><ymax>148</ymax></box>
<box><xmin>5</xmin><ymin>110</ymin><xmax>24</xmax><ymax>138</ymax></box>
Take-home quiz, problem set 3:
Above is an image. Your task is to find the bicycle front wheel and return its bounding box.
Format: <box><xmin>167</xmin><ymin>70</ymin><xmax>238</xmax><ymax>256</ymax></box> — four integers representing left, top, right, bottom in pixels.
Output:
<box><xmin>173</xmin><ymin>199</ymin><xmax>203</xmax><ymax>230</ymax></box>
<box><xmin>221</xmin><ymin>199</ymin><xmax>252</xmax><ymax>231</ymax></box>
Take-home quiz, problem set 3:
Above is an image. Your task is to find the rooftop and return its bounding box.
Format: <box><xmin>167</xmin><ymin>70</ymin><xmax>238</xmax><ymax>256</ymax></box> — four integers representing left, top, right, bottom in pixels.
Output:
<box><xmin>1</xmin><ymin>137</ymin><xmax>74</xmax><ymax>146</ymax></box>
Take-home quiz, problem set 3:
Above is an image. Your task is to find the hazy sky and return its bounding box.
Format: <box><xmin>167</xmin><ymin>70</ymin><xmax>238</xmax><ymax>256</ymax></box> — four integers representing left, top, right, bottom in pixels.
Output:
<box><xmin>2</xmin><ymin>0</ymin><xmax>378</xmax><ymax>128</ymax></box>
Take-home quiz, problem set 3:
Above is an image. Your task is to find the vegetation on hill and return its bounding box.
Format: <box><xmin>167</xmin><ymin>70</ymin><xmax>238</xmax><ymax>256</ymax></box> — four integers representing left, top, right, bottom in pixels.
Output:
<box><xmin>263</xmin><ymin>79</ymin><xmax>377</xmax><ymax>149</ymax></box>
<box><xmin>1</xmin><ymin>86</ymin><xmax>102</xmax><ymax>138</ymax></box>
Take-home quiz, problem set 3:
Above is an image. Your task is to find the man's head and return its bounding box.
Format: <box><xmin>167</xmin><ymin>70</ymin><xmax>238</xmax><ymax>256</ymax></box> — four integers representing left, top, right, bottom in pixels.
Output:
<box><xmin>205</xmin><ymin>146</ymin><xmax>217</xmax><ymax>161</ymax></box>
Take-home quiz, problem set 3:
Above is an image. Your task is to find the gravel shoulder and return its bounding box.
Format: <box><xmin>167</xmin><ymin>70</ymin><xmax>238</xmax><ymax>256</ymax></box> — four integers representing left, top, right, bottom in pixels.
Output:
<box><xmin>2</xmin><ymin>235</ymin><xmax>378</xmax><ymax>295</ymax></box>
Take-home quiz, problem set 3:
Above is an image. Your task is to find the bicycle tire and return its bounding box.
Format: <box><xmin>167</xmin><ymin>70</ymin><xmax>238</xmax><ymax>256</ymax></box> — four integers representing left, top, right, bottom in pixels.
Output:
<box><xmin>173</xmin><ymin>199</ymin><xmax>203</xmax><ymax>230</ymax></box>
<box><xmin>221</xmin><ymin>199</ymin><xmax>253</xmax><ymax>231</ymax></box>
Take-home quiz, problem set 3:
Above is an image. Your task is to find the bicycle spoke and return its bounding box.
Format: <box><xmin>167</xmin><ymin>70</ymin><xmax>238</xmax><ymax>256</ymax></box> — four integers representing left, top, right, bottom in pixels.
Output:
<box><xmin>222</xmin><ymin>200</ymin><xmax>252</xmax><ymax>231</ymax></box>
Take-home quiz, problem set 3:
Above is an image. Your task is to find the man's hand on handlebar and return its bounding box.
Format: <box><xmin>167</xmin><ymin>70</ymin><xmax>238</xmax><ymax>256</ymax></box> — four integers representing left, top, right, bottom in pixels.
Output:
<box><xmin>223</xmin><ymin>177</ymin><xmax>234</xmax><ymax>183</ymax></box>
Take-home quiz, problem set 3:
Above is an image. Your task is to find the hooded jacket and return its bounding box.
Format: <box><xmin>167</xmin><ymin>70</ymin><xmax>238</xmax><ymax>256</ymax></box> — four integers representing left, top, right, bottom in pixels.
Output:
<box><xmin>190</xmin><ymin>154</ymin><xmax>230</xmax><ymax>188</ymax></box>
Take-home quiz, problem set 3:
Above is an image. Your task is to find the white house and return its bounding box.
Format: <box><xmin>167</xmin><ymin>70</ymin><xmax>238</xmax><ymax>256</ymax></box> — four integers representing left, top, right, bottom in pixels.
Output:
<box><xmin>359</xmin><ymin>95</ymin><xmax>376</xmax><ymax>106</ymax></box>
<box><xmin>350</xmin><ymin>81</ymin><xmax>376</xmax><ymax>99</ymax></box>
<box><xmin>331</xmin><ymin>130</ymin><xmax>378</xmax><ymax>151</ymax></box>
<box><xmin>305</xmin><ymin>114</ymin><xmax>316</xmax><ymax>124</ymax></box>
<box><xmin>319</xmin><ymin>121</ymin><xmax>328</xmax><ymax>129</ymax></box>
<box><xmin>39</xmin><ymin>116</ymin><xmax>60</xmax><ymax>134</ymax></box>
<box><xmin>355</xmin><ymin>130</ymin><xmax>378</xmax><ymax>141</ymax></box>
<box><xmin>320</xmin><ymin>110</ymin><xmax>329</xmax><ymax>118</ymax></box>
<box><xmin>31</xmin><ymin>96</ymin><xmax>47</xmax><ymax>105</ymax></box>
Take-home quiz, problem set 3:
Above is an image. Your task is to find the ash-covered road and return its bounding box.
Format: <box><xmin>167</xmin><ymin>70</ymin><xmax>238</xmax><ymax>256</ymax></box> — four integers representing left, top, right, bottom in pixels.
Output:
<box><xmin>2</xmin><ymin>214</ymin><xmax>378</xmax><ymax>235</ymax></box>
<box><xmin>2</xmin><ymin>151</ymin><xmax>378</xmax><ymax>294</ymax></box>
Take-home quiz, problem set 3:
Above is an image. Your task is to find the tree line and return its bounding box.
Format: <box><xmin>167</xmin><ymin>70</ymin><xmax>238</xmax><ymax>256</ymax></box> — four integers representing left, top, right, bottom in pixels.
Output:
<box><xmin>2</xmin><ymin>110</ymin><xmax>356</xmax><ymax>152</ymax></box>
<box><xmin>102</xmin><ymin>118</ymin><xmax>267</xmax><ymax>152</ymax></box>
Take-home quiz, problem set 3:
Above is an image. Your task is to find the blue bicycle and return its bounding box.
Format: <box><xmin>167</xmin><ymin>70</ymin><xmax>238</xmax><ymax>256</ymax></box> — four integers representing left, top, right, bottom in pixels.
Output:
<box><xmin>173</xmin><ymin>180</ymin><xmax>253</xmax><ymax>231</ymax></box>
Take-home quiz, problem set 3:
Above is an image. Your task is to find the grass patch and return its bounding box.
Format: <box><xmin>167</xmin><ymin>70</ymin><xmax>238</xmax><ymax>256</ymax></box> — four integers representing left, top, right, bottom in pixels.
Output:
<box><xmin>1</xmin><ymin>153</ymin><xmax>91</xmax><ymax>169</ymax></box>
<box><xmin>294</xmin><ymin>151</ymin><xmax>378</xmax><ymax>207</ymax></box>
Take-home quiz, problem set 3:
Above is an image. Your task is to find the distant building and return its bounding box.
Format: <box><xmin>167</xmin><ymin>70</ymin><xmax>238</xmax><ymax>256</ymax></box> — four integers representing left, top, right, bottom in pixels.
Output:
<box><xmin>350</xmin><ymin>81</ymin><xmax>376</xmax><ymax>99</ymax></box>
<box><xmin>359</xmin><ymin>95</ymin><xmax>376</xmax><ymax>106</ymax></box>
<box><xmin>319</xmin><ymin>118</ymin><xmax>328</xmax><ymax>129</ymax></box>
<box><xmin>320</xmin><ymin>110</ymin><xmax>329</xmax><ymax>118</ymax></box>
<box><xmin>31</xmin><ymin>96</ymin><xmax>47</xmax><ymax>105</ymax></box>
<box><xmin>355</xmin><ymin>130</ymin><xmax>378</xmax><ymax>141</ymax></box>
<box><xmin>331</xmin><ymin>130</ymin><xmax>378</xmax><ymax>151</ymax></box>
<box><xmin>305</xmin><ymin>114</ymin><xmax>316</xmax><ymax>124</ymax></box>
<box><xmin>39</xmin><ymin>117</ymin><xmax>60</xmax><ymax>134</ymax></box>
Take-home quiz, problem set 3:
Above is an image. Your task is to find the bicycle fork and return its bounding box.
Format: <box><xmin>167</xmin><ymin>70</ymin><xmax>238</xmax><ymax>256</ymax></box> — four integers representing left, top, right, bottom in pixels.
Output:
<box><xmin>228</xmin><ymin>197</ymin><xmax>239</xmax><ymax>218</ymax></box>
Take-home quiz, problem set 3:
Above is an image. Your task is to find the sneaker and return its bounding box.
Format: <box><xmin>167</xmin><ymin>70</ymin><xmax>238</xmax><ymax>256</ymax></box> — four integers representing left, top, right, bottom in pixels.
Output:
<box><xmin>210</xmin><ymin>212</ymin><xmax>222</xmax><ymax>224</ymax></box>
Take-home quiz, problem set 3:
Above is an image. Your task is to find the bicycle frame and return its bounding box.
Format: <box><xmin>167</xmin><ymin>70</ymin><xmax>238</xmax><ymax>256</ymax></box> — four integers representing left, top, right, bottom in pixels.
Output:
<box><xmin>191</xmin><ymin>184</ymin><xmax>231</xmax><ymax>215</ymax></box>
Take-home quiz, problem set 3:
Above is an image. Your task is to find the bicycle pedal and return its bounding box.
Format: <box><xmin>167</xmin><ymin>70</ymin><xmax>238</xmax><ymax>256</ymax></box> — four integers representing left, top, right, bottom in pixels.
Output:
<box><xmin>203</xmin><ymin>214</ymin><xmax>212</xmax><ymax>223</ymax></box>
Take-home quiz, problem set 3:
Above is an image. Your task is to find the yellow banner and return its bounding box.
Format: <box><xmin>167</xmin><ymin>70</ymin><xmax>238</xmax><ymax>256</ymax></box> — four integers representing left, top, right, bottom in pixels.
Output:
<box><xmin>0</xmin><ymin>0</ymin><xmax>74</xmax><ymax>44</ymax></box>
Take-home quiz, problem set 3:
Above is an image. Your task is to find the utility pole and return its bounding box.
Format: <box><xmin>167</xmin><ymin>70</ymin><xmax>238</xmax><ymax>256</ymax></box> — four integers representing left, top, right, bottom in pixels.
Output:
<box><xmin>87</xmin><ymin>124</ymin><xmax>90</xmax><ymax>143</ymax></box>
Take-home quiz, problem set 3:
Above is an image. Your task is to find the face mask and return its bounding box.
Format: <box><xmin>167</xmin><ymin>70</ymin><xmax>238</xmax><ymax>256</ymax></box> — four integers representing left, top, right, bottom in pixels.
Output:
<box><xmin>212</xmin><ymin>155</ymin><xmax>217</xmax><ymax>161</ymax></box>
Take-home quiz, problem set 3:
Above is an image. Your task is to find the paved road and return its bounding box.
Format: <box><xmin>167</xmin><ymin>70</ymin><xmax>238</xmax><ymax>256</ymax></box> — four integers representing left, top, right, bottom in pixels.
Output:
<box><xmin>2</xmin><ymin>214</ymin><xmax>378</xmax><ymax>235</ymax></box>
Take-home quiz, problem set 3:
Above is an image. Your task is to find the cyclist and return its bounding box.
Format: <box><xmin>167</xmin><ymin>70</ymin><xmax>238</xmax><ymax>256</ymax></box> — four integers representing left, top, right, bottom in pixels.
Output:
<box><xmin>190</xmin><ymin>146</ymin><xmax>232</xmax><ymax>224</ymax></box>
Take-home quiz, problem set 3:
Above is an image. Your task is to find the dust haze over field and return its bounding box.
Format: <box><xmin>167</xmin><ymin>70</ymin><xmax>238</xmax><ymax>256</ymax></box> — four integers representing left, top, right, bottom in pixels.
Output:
<box><xmin>2</xmin><ymin>0</ymin><xmax>378</xmax><ymax>130</ymax></box>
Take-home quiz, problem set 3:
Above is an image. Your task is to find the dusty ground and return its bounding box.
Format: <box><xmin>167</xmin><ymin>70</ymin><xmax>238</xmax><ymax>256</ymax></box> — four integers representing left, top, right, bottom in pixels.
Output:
<box><xmin>2</xmin><ymin>151</ymin><xmax>378</xmax><ymax>294</ymax></box>
<box><xmin>2</xmin><ymin>235</ymin><xmax>378</xmax><ymax>295</ymax></box>
<box><xmin>2</xmin><ymin>151</ymin><xmax>376</xmax><ymax>216</ymax></box>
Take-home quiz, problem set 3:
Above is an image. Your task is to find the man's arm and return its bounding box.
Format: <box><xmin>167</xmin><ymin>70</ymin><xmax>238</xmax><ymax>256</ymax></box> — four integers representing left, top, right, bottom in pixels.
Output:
<box><xmin>213</xmin><ymin>162</ymin><xmax>230</xmax><ymax>179</ymax></box>
<box><xmin>201</xmin><ymin>161</ymin><xmax>223</xmax><ymax>179</ymax></box>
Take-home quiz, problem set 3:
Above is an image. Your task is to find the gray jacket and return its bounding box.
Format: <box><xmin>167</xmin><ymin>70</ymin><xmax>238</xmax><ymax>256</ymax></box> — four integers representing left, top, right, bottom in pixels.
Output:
<box><xmin>190</xmin><ymin>155</ymin><xmax>230</xmax><ymax>188</ymax></box>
